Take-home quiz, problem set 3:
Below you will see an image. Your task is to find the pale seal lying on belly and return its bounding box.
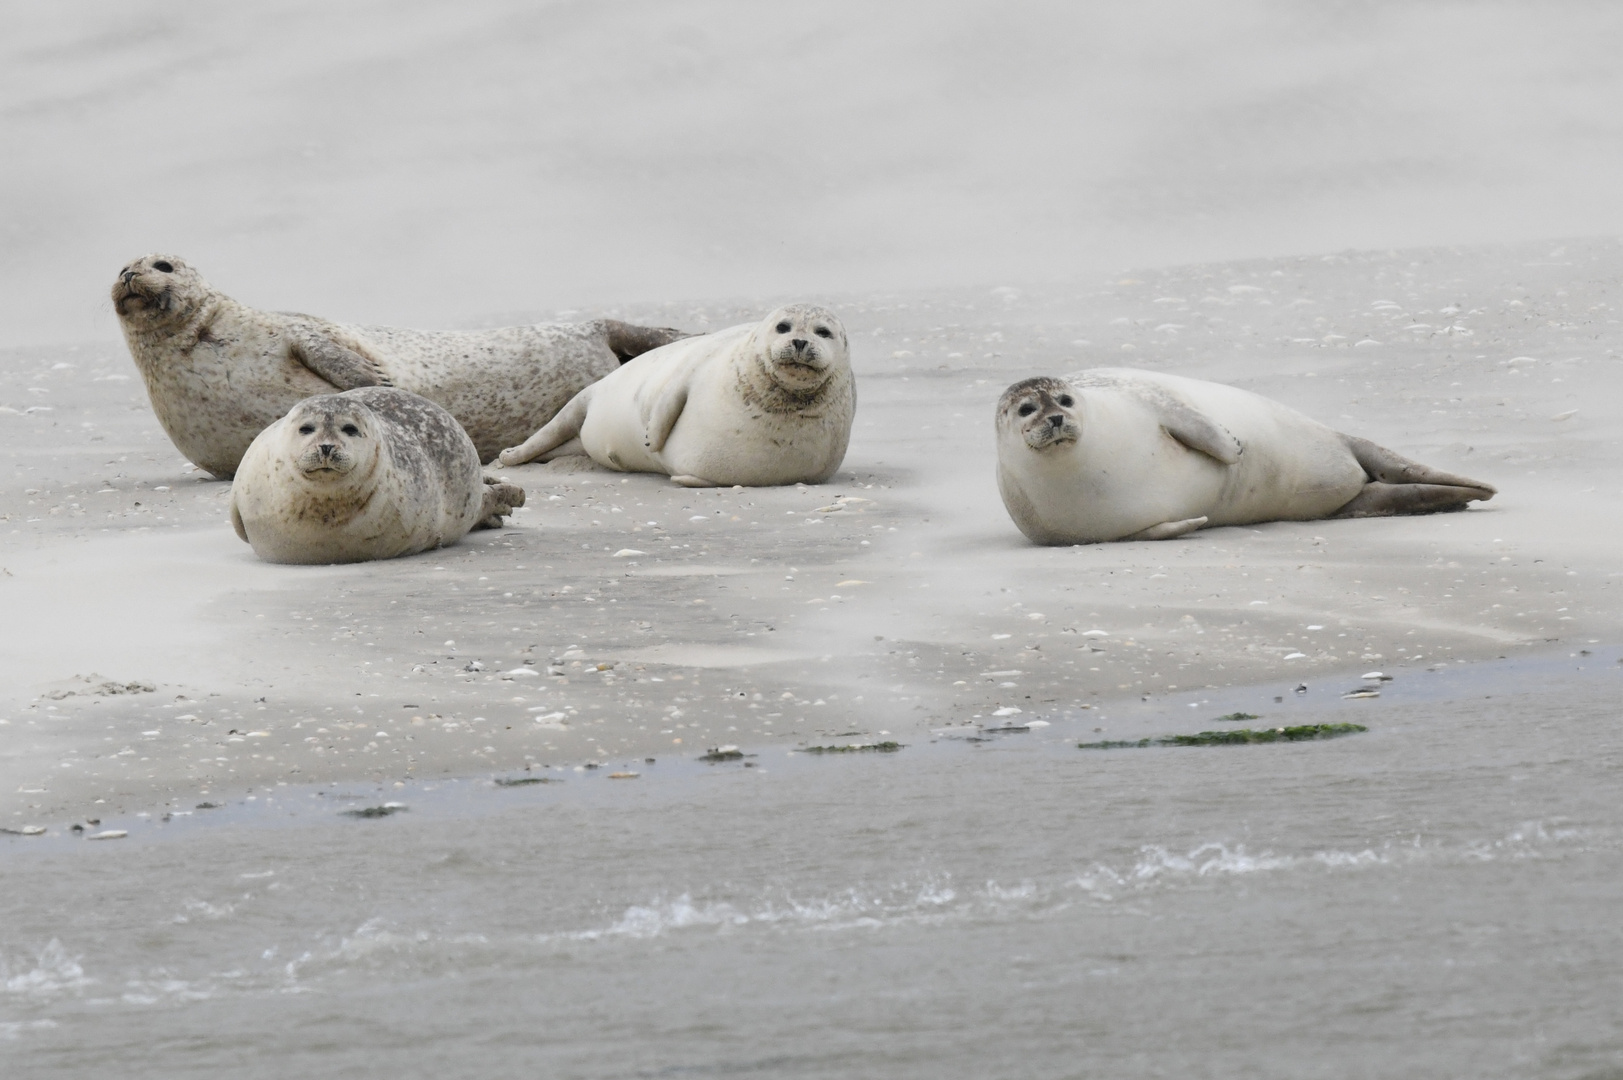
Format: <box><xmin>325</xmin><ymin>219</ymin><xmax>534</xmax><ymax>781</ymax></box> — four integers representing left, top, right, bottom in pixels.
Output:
<box><xmin>229</xmin><ymin>387</ymin><xmax>525</xmax><ymax>564</ymax></box>
<box><xmin>495</xmin><ymin>304</ymin><xmax>855</xmax><ymax>487</ymax></box>
<box><xmin>113</xmin><ymin>254</ymin><xmax>686</xmax><ymax>477</ymax></box>
<box><xmin>996</xmin><ymin>368</ymin><xmax>1496</xmax><ymax>544</ymax></box>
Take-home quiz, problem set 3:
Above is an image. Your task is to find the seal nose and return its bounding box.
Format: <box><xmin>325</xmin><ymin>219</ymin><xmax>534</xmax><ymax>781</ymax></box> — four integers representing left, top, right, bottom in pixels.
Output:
<box><xmin>318</xmin><ymin>443</ymin><xmax>336</xmax><ymax>457</ymax></box>
<box><xmin>791</xmin><ymin>338</ymin><xmax>808</xmax><ymax>352</ymax></box>
<box><xmin>121</xmin><ymin>269</ymin><xmax>137</xmax><ymax>284</ymax></box>
<box><xmin>1046</xmin><ymin>414</ymin><xmax>1065</xmax><ymax>429</ymax></box>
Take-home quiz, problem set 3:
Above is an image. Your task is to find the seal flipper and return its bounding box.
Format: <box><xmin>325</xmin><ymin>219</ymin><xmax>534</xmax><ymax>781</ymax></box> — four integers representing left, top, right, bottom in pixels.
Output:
<box><xmin>1122</xmin><ymin>516</ymin><xmax>1207</xmax><ymax>541</ymax></box>
<box><xmin>475</xmin><ymin>477</ymin><xmax>526</xmax><ymax>529</ymax></box>
<box><xmin>670</xmin><ymin>474</ymin><xmax>719</xmax><ymax>488</ymax></box>
<box><xmin>1333</xmin><ymin>482</ymin><xmax>1486</xmax><ymax>518</ymax></box>
<box><xmin>1342</xmin><ymin>435</ymin><xmax>1496</xmax><ymax>498</ymax></box>
<box><xmin>1154</xmin><ymin>401</ymin><xmax>1243</xmax><ymax>466</ymax></box>
<box><xmin>497</xmin><ymin>386</ymin><xmax>593</xmax><ymax>466</ymax></box>
<box><xmin>645</xmin><ymin>384</ymin><xmax>688</xmax><ymax>453</ymax></box>
<box><xmin>290</xmin><ymin>330</ymin><xmax>391</xmax><ymax>390</ymax></box>
<box><xmin>230</xmin><ymin>500</ymin><xmax>249</xmax><ymax>543</ymax></box>
<box><xmin>596</xmin><ymin>320</ymin><xmax>691</xmax><ymax>363</ymax></box>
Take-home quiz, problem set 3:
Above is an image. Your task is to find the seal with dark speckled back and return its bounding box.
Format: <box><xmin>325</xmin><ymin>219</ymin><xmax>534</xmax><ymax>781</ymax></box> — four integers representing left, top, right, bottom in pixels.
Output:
<box><xmin>229</xmin><ymin>387</ymin><xmax>525</xmax><ymax>564</ymax></box>
<box><xmin>113</xmin><ymin>254</ymin><xmax>687</xmax><ymax>478</ymax></box>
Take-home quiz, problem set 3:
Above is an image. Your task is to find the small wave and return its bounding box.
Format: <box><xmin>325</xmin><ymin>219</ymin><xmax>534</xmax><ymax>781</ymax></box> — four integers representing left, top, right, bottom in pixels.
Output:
<box><xmin>566</xmin><ymin>879</ymin><xmax>965</xmax><ymax>942</ymax></box>
<box><xmin>1068</xmin><ymin>819</ymin><xmax>1582</xmax><ymax>900</ymax></box>
<box><xmin>0</xmin><ymin>940</ymin><xmax>91</xmax><ymax>1000</ymax></box>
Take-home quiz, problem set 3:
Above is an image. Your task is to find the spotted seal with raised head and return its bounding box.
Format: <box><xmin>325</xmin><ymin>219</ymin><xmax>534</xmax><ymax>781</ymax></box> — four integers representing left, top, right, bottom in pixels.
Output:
<box><xmin>229</xmin><ymin>387</ymin><xmax>525</xmax><ymax>564</ymax></box>
<box><xmin>996</xmin><ymin>367</ymin><xmax>1496</xmax><ymax>544</ymax></box>
<box><xmin>113</xmin><ymin>254</ymin><xmax>687</xmax><ymax>478</ymax></box>
<box><xmin>496</xmin><ymin>304</ymin><xmax>855</xmax><ymax>487</ymax></box>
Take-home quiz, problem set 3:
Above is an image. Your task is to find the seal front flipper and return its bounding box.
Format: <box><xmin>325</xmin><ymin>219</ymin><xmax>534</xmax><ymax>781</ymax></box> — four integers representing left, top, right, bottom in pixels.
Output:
<box><xmin>645</xmin><ymin>384</ymin><xmax>688</xmax><ymax>454</ymax></box>
<box><xmin>230</xmin><ymin>500</ymin><xmax>249</xmax><ymax>543</ymax></box>
<box><xmin>1122</xmin><ymin>516</ymin><xmax>1207</xmax><ymax>541</ymax></box>
<box><xmin>289</xmin><ymin>329</ymin><xmax>391</xmax><ymax>390</ymax></box>
<box><xmin>1156</xmin><ymin>400</ymin><xmax>1243</xmax><ymax>466</ymax></box>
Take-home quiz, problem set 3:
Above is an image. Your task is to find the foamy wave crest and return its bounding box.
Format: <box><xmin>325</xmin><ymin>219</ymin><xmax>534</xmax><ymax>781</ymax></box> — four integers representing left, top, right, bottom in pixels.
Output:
<box><xmin>1069</xmin><ymin>820</ymin><xmax>1583</xmax><ymax>900</ymax></box>
<box><xmin>1</xmin><ymin>940</ymin><xmax>92</xmax><ymax>999</ymax></box>
<box><xmin>562</xmin><ymin>879</ymin><xmax>971</xmax><ymax>942</ymax></box>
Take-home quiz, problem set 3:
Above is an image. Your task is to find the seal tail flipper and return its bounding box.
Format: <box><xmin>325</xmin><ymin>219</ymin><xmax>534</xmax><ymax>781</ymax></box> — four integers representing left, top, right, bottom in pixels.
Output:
<box><xmin>1343</xmin><ymin>435</ymin><xmax>1496</xmax><ymax>498</ymax></box>
<box><xmin>475</xmin><ymin>478</ymin><xmax>526</xmax><ymax>529</ymax></box>
<box><xmin>497</xmin><ymin>388</ymin><xmax>593</xmax><ymax>466</ymax></box>
<box><xmin>1122</xmin><ymin>516</ymin><xmax>1207</xmax><ymax>541</ymax></box>
<box><xmin>597</xmin><ymin>320</ymin><xmax>691</xmax><ymax>364</ymax></box>
<box><xmin>1333</xmin><ymin>481</ymin><xmax>1488</xmax><ymax>518</ymax></box>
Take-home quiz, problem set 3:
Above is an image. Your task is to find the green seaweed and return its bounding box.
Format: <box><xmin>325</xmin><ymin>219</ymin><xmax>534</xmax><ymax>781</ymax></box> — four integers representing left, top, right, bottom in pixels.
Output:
<box><xmin>698</xmin><ymin>748</ymin><xmax>745</xmax><ymax>762</ymax></box>
<box><xmin>799</xmin><ymin>741</ymin><xmax>904</xmax><ymax>754</ymax></box>
<box><xmin>1216</xmin><ymin>712</ymin><xmax>1260</xmax><ymax>722</ymax></box>
<box><xmin>1078</xmin><ymin>723</ymin><xmax>1366</xmax><ymax>750</ymax></box>
<box><xmin>494</xmin><ymin>776</ymin><xmax>555</xmax><ymax>787</ymax></box>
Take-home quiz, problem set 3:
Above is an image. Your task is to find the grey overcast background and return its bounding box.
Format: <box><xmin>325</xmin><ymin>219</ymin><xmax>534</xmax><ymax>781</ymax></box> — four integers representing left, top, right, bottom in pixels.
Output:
<box><xmin>6</xmin><ymin>0</ymin><xmax>1623</xmax><ymax>343</ymax></box>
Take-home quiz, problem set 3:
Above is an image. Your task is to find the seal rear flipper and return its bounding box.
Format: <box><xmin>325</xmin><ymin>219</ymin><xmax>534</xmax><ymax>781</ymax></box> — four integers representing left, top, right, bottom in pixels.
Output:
<box><xmin>596</xmin><ymin>320</ymin><xmax>691</xmax><ymax>363</ymax></box>
<box><xmin>1333</xmin><ymin>481</ymin><xmax>1489</xmax><ymax>518</ymax></box>
<box><xmin>475</xmin><ymin>478</ymin><xmax>526</xmax><ymax>529</ymax></box>
<box><xmin>1342</xmin><ymin>435</ymin><xmax>1496</xmax><ymax>497</ymax></box>
<box><xmin>497</xmin><ymin>387</ymin><xmax>593</xmax><ymax>466</ymax></box>
<box><xmin>1156</xmin><ymin>402</ymin><xmax>1243</xmax><ymax>465</ymax></box>
<box><xmin>1122</xmin><ymin>516</ymin><xmax>1207</xmax><ymax>541</ymax></box>
<box><xmin>290</xmin><ymin>330</ymin><xmax>392</xmax><ymax>390</ymax></box>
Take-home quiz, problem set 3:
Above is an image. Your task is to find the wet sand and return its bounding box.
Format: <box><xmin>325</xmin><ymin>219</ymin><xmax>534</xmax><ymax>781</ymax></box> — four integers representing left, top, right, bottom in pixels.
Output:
<box><xmin>4</xmin><ymin>238</ymin><xmax>1622</xmax><ymax>826</ymax></box>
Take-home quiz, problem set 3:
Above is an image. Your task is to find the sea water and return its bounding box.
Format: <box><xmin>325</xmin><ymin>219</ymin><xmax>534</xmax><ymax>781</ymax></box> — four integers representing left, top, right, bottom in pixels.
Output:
<box><xmin>4</xmin><ymin>649</ymin><xmax>1622</xmax><ymax>1079</ymax></box>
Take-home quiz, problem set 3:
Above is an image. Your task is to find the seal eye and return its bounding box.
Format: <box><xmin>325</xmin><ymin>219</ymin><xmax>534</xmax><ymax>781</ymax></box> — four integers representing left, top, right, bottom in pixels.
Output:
<box><xmin>152</xmin><ymin>260</ymin><xmax>174</xmax><ymax>273</ymax></box>
<box><xmin>341</xmin><ymin>424</ymin><xmax>361</xmax><ymax>437</ymax></box>
<box><xmin>298</xmin><ymin>423</ymin><xmax>316</xmax><ymax>435</ymax></box>
<box><xmin>775</xmin><ymin>321</ymin><xmax>792</xmax><ymax>334</ymax></box>
<box><xmin>1017</xmin><ymin>403</ymin><xmax>1037</xmax><ymax>417</ymax></box>
<box><xmin>1057</xmin><ymin>395</ymin><xmax>1074</xmax><ymax>407</ymax></box>
<box><xmin>814</xmin><ymin>327</ymin><xmax>833</xmax><ymax>339</ymax></box>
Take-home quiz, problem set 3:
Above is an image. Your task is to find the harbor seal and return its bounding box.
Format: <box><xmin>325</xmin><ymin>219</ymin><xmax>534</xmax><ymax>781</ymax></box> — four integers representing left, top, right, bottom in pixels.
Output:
<box><xmin>995</xmin><ymin>368</ymin><xmax>1496</xmax><ymax>544</ymax></box>
<box><xmin>112</xmin><ymin>254</ymin><xmax>687</xmax><ymax>478</ymax></box>
<box><xmin>495</xmin><ymin>304</ymin><xmax>855</xmax><ymax>487</ymax></box>
<box><xmin>229</xmin><ymin>387</ymin><xmax>526</xmax><ymax>564</ymax></box>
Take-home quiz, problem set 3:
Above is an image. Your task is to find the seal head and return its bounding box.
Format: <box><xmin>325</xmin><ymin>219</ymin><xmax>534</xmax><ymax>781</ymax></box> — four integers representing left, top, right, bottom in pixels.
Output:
<box><xmin>747</xmin><ymin>304</ymin><xmax>848</xmax><ymax>408</ymax></box>
<box><xmin>998</xmin><ymin>377</ymin><xmax>1081</xmax><ymax>451</ymax></box>
<box><xmin>111</xmin><ymin>254</ymin><xmax>211</xmax><ymax>327</ymax></box>
<box><xmin>287</xmin><ymin>399</ymin><xmax>378</xmax><ymax>486</ymax></box>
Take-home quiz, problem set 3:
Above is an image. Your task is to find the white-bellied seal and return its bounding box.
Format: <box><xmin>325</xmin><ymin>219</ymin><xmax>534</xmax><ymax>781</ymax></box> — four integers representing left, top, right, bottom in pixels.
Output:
<box><xmin>996</xmin><ymin>368</ymin><xmax>1496</xmax><ymax>544</ymax></box>
<box><xmin>112</xmin><ymin>254</ymin><xmax>686</xmax><ymax>478</ymax></box>
<box><xmin>229</xmin><ymin>387</ymin><xmax>525</xmax><ymax>564</ymax></box>
<box><xmin>495</xmin><ymin>304</ymin><xmax>855</xmax><ymax>487</ymax></box>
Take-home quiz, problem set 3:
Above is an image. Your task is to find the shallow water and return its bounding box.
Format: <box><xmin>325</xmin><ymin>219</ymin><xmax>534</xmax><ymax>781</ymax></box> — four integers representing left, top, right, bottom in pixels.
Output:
<box><xmin>5</xmin><ymin>648</ymin><xmax>1622</xmax><ymax>1079</ymax></box>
